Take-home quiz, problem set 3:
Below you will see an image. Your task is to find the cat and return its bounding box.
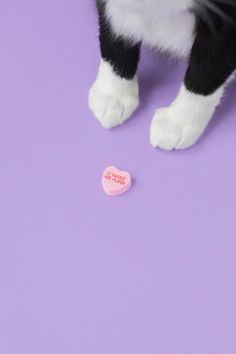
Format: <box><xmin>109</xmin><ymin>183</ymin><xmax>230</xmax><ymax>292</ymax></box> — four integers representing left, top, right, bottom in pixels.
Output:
<box><xmin>89</xmin><ymin>0</ymin><xmax>236</xmax><ymax>150</ymax></box>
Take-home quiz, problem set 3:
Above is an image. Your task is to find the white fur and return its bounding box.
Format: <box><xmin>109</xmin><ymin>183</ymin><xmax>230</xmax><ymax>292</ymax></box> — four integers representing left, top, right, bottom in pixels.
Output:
<box><xmin>105</xmin><ymin>0</ymin><xmax>195</xmax><ymax>57</ymax></box>
<box><xmin>89</xmin><ymin>59</ymin><xmax>139</xmax><ymax>128</ymax></box>
<box><xmin>150</xmin><ymin>85</ymin><xmax>224</xmax><ymax>150</ymax></box>
<box><xmin>89</xmin><ymin>0</ymin><xmax>232</xmax><ymax>150</ymax></box>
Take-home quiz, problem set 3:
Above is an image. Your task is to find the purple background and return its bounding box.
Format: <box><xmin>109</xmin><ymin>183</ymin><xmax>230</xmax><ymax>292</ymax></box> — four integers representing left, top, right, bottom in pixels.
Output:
<box><xmin>1</xmin><ymin>1</ymin><xmax>236</xmax><ymax>353</ymax></box>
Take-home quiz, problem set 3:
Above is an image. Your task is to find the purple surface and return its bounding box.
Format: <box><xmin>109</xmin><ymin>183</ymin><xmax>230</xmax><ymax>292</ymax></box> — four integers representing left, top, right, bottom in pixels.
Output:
<box><xmin>1</xmin><ymin>1</ymin><xmax>236</xmax><ymax>354</ymax></box>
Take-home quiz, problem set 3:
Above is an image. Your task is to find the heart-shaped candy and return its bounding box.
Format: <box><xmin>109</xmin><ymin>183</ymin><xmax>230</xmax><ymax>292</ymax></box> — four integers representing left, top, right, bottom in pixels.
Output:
<box><xmin>102</xmin><ymin>166</ymin><xmax>132</xmax><ymax>196</ymax></box>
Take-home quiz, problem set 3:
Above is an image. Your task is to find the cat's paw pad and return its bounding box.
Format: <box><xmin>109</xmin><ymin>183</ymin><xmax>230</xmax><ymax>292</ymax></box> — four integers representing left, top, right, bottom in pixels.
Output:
<box><xmin>89</xmin><ymin>81</ymin><xmax>139</xmax><ymax>129</ymax></box>
<box><xmin>150</xmin><ymin>108</ymin><xmax>183</xmax><ymax>150</ymax></box>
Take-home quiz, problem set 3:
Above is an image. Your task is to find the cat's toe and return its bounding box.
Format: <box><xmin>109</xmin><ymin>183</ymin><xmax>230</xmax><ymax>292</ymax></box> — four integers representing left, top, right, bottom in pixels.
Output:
<box><xmin>150</xmin><ymin>108</ymin><xmax>183</xmax><ymax>151</ymax></box>
<box><xmin>89</xmin><ymin>82</ymin><xmax>139</xmax><ymax>129</ymax></box>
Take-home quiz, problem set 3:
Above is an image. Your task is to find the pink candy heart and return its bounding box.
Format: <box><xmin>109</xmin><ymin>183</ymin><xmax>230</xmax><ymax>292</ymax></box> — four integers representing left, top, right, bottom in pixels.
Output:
<box><xmin>102</xmin><ymin>166</ymin><xmax>132</xmax><ymax>196</ymax></box>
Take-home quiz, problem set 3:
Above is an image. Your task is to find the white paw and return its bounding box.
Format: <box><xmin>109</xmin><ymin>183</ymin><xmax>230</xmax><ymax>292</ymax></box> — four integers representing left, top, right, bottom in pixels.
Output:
<box><xmin>89</xmin><ymin>80</ymin><xmax>139</xmax><ymax>129</ymax></box>
<box><xmin>150</xmin><ymin>85</ymin><xmax>223</xmax><ymax>151</ymax></box>
<box><xmin>89</xmin><ymin>60</ymin><xmax>139</xmax><ymax>129</ymax></box>
<box><xmin>150</xmin><ymin>107</ymin><xmax>205</xmax><ymax>151</ymax></box>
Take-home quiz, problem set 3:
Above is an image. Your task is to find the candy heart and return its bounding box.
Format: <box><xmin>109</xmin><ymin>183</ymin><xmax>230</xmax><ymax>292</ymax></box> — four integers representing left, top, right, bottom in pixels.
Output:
<box><xmin>102</xmin><ymin>166</ymin><xmax>132</xmax><ymax>196</ymax></box>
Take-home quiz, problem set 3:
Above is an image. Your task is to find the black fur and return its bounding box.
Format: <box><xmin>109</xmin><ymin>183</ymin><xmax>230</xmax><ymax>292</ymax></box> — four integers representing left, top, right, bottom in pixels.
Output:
<box><xmin>185</xmin><ymin>4</ymin><xmax>236</xmax><ymax>95</ymax></box>
<box><xmin>96</xmin><ymin>0</ymin><xmax>236</xmax><ymax>95</ymax></box>
<box><xmin>96</xmin><ymin>0</ymin><xmax>140</xmax><ymax>80</ymax></box>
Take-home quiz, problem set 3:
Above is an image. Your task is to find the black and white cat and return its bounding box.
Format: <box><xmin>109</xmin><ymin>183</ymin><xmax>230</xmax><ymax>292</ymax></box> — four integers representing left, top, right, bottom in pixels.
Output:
<box><xmin>89</xmin><ymin>0</ymin><xmax>236</xmax><ymax>150</ymax></box>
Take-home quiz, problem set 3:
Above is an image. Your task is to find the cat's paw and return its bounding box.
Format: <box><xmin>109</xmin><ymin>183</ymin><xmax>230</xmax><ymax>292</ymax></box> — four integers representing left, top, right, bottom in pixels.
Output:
<box><xmin>89</xmin><ymin>59</ymin><xmax>139</xmax><ymax>129</ymax></box>
<box><xmin>150</xmin><ymin>108</ymin><xmax>182</xmax><ymax>150</ymax></box>
<box><xmin>150</xmin><ymin>107</ymin><xmax>203</xmax><ymax>151</ymax></box>
<box><xmin>89</xmin><ymin>80</ymin><xmax>139</xmax><ymax>129</ymax></box>
<box><xmin>150</xmin><ymin>86</ymin><xmax>223</xmax><ymax>151</ymax></box>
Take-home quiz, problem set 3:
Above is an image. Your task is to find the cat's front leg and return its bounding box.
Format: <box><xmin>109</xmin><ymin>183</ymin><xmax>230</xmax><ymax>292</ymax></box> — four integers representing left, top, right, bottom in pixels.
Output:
<box><xmin>150</xmin><ymin>19</ymin><xmax>236</xmax><ymax>150</ymax></box>
<box><xmin>89</xmin><ymin>2</ymin><xmax>141</xmax><ymax>129</ymax></box>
